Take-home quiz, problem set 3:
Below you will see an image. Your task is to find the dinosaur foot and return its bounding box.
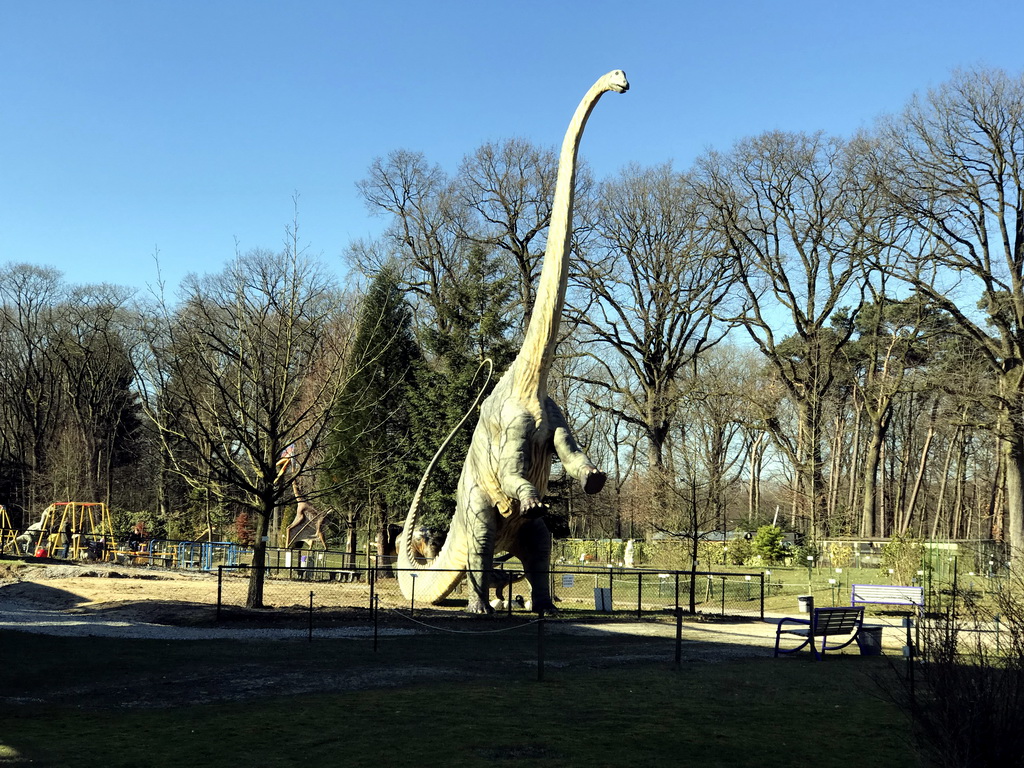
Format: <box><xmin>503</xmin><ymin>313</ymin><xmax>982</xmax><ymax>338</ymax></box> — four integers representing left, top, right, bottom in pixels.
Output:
<box><xmin>465</xmin><ymin>598</ymin><xmax>494</xmax><ymax>615</ymax></box>
<box><xmin>531</xmin><ymin>599</ymin><xmax>558</xmax><ymax>616</ymax></box>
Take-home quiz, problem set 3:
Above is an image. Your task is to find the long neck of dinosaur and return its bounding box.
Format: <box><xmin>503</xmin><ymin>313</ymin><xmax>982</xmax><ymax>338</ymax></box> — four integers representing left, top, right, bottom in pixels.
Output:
<box><xmin>513</xmin><ymin>79</ymin><xmax>609</xmax><ymax>401</ymax></box>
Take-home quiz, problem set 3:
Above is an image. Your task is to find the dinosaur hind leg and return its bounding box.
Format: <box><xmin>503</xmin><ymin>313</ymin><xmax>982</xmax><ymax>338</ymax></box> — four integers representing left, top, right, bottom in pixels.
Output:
<box><xmin>511</xmin><ymin>518</ymin><xmax>555</xmax><ymax>612</ymax></box>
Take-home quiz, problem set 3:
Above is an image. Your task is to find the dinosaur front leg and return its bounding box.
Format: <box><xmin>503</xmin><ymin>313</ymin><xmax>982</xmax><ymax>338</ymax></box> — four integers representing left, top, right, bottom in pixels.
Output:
<box><xmin>496</xmin><ymin>408</ymin><xmax>547</xmax><ymax>517</ymax></box>
<box><xmin>546</xmin><ymin>398</ymin><xmax>606</xmax><ymax>494</ymax></box>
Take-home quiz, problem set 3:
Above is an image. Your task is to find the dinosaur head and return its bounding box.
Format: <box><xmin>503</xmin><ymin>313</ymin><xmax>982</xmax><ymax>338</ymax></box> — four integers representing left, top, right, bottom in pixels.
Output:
<box><xmin>604</xmin><ymin>69</ymin><xmax>629</xmax><ymax>94</ymax></box>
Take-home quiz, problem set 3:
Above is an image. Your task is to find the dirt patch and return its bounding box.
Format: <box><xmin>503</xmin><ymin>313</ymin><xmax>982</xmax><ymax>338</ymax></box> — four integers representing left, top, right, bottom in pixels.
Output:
<box><xmin>0</xmin><ymin>560</ymin><xmax>223</xmax><ymax>625</ymax></box>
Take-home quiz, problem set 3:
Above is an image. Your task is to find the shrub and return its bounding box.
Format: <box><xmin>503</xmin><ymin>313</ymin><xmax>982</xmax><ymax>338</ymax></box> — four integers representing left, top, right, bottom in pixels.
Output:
<box><xmin>827</xmin><ymin>542</ymin><xmax>854</xmax><ymax>569</ymax></box>
<box><xmin>751</xmin><ymin>525</ymin><xmax>788</xmax><ymax>565</ymax></box>
<box><xmin>697</xmin><ymin>540</ymin><xmax>724</xmax><ymax>568</ymax></box>
<box><xmin>793</xmin><ymin>541</ymin><xmax>821</xmax><ymax>567</ymax></box>
<box><xmin>881</xmin><ymin>569</ymin><xmax>1024</xmax><ymax>767</ymax></box>
<box><xmin>880</xmin><ymin>532</ymin><xmax>925</xmax><ymax>584</ymax></box>
<box><xmin>725</xmin><ymin>538</ymin><xmax>753</xmax><ymax>566</ymax></box>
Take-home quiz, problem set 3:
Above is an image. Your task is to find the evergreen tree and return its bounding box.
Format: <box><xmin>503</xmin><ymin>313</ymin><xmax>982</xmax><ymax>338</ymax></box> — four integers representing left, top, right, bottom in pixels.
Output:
<box><xmin>324</xmin><ymin>265</ymin><xmax>419</xmax><ymax>546</ymax></box>
<box><xmin>405</xmin><ymin>245</ymin><xmax>517</xmax><ymax>532</ymax></box>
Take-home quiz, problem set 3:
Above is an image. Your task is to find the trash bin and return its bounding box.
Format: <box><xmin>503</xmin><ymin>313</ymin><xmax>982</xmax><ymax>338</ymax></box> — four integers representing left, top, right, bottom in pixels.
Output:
<box><xmin>797</xmin><ymin>595</ymin><xmax>814</xmax><ymax>613</ymax></box>
<box><xmin>858</xmin><ymin>626</ymin><xmax>883</xmax><ymax>656</ymax></box>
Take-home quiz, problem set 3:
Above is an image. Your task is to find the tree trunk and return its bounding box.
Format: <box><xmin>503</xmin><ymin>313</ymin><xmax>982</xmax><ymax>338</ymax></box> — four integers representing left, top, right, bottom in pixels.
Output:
<box><xmin>1002</xmin><ymin>428</ymin><xmax>1024</xmax><ymax>551</ymax></box>
<box><xmin>930</xmin><ymin>427</ymin><xmax>959</xmax><ymax>540</ymax></box>
<box><xmin>795</xmin><ymin>400</ymin><xmax>826</xmax><ymax>538</ymax></box>
<box><xmin>345</xmin><ymin>511</ymin><xmax>358</xmax><ymax>570</ymax></box>
<box><xmin>246</xmin><ymin>503</ymin><xmax>273</xmax><ymax>609</ymax></box>
<box><xmin>748</xmin><ymin>432</ymin><xmax>765</xmax><ymax>521</ymax></box>
<box><xmin>860</xmin><ymin>425</ymin><xmax>883</xmax><ymax>538</ymax></box>
<box><xmin>846</xmin><ymin>401</ymin><xmax>862</xmax><ymax>522</ymax></box>
<box><xmin>900</xmin><ymin>421</ymin><xmax>935</xmax><ymax>535</ymax></box>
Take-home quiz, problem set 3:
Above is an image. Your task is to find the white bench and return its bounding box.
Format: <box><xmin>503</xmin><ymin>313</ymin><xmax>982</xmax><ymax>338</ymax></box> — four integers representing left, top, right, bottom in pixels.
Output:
<box><xmin>851</xmin><ymin>584</ymin><xmax>924</xmax><ymax>612</ymax></box>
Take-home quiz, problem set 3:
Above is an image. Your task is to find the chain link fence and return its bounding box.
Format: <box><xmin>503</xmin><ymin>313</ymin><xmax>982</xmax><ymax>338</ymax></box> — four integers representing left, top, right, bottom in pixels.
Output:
<box><xmin>213</xmin><ymin>563</ymin><xmax>766</xmax><ymax>621</ymax></box>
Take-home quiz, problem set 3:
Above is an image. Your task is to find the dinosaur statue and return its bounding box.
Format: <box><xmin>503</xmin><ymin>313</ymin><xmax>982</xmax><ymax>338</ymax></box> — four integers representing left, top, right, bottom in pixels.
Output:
<box><xmin>397</xmin><ymin>70</ymin><xmax>628</xmax><ymax>613</ymax></box>
<box><xmin>276</xmin><ymin>448</ymin><xmax>330</xmax><ymax>549</ymax></box>
<box><xmin>383</xmin><ymin>523</ymin><xmax>444</xmax><ymax>564</ymax></box>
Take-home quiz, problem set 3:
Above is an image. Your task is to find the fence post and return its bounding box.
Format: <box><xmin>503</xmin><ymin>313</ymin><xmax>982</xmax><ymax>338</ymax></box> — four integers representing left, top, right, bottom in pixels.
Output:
<box><xmin>537</xmin><ymin>609</ymin><xmax>545</xmax><ymax>682</ymax></box>
<box><xmin>308</xmin><ymin>590</ymin><xmax>314</xmax><ymax>643</ymax></box>
<box><xmin>675</xmin><ymin>606</ymin><xmax>683</xmax><ymax>670</ymax></box>
<box><xmin>373</xmin><ymin>594</ymin><xmax>379</xmax><ymax>653</ymax></box>
<box><xmin>675</xmin><ymin>571</ymin><xmax>680</xmax><ymax>616</ymax></box>
<box><xmin>608</xmin><ymin>567</ymin><xmax>614</xmax><ymax>613</ymax></box>
<box><xmin>216</xmin><ymin>565</ymin><xmax>223</xmax><ymax>621</ymax></box>
<box><xmin>369</xmin><ymin>563</ymin><xmax>375</xmax><ymax>613</ymax></box>
<box><xmin>759</xmin><ymin>572</ymin><xmax>765</xmax><ymax>621</ymax></box>
<box><xmin>636</xmin><ymin>571</ymin><xmax>642</xmax><ymax>620</ymax></box>
<box><xmin>720</xmin><ymin>576</ymin><xmax>726</xmax><ymax>617</ymax></box>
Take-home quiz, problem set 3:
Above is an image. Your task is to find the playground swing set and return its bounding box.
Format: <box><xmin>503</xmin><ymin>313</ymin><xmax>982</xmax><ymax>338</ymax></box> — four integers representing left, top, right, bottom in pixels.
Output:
<box><xmin>0</xmin><ymin>505</ymin><xmax>17</xmax><ymax>554</ymax></box>
<box><xmin>4</xmin><ymin>501</ymin><xmax>255</xmax><ymax>571</ymax></box>
<box><xmin>11</xmin><ymin>502</ymin><xmax>116</xmax><ymax>559</ymax></box>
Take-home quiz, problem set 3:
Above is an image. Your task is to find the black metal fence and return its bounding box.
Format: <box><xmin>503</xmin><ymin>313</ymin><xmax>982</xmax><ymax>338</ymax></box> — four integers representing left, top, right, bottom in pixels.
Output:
<box><xmin>214</xmin><ymin>564</ymin><xmax>766</xmax><ymax>621</ymax></box>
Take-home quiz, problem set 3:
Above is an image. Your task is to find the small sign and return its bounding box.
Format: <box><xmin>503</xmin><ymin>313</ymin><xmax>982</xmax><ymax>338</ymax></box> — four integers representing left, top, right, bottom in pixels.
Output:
<box><xmin>829</xmin><ymin>578</ymin><xmax>836</xmax><ymax>585</ymax></box>
<box><xmin>561</xmin><ymin>573</ymin><xmax>575</xmax><ymax>588</ymax></box>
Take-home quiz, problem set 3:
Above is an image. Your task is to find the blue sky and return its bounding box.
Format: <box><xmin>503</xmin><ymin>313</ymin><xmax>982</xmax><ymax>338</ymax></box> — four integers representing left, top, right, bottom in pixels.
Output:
<box><xmin>3</xmin><ymin>0</ymin><xmax>1022</xmax><ymax>295</ymax></box>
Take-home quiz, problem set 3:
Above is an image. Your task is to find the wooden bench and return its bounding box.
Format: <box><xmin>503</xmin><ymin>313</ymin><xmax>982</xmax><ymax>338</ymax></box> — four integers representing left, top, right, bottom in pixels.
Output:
<box><xmin>774</xmin><ymin>606</ymin><xmax>865</xmax><ymax>660</ymax></box>
<box><xmin>851</xmin><ymin>584</ymin><xmax>923</xmax><ymax>612</ymax></box>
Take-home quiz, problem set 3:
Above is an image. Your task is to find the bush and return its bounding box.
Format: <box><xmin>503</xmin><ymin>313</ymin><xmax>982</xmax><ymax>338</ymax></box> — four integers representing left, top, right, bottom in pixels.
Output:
<box><xmin>827</xmin><ymin>542</ymin><xmax>854</xmax><ymax>569</ymax></box>
<box><xmin>725</xmin><ymin>538</ymin><xmax>753</xmax><ymax>566</ymax></box>
<box><xmin>697</xmin><ymin>540</ymin><xmax>724</xmax><ymax>568</ymax></box>
<box><xmin>880</xmin><ymin>532</ymin><xmax>925</xmax><ymax>584</ymax></box>
<box><xmin>793</xmin><ymin>542</ymin><xmax>821</xmax><ymax>567</ymax></box>
<box><xmin>751</xmin><ymin>525</ymin><xmax>788</xmax><ymax>565</ymax></box>
<box><xmin>881</xmin><ymin>569</ymin><xmax>1024</xmax><ymax>767</ymax></box>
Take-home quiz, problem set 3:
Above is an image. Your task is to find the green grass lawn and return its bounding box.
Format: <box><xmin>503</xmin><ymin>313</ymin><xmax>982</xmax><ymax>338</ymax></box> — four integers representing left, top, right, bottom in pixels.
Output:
<box><xmin>0</xmin><ymin>628</ymin><xmax>918</xmax><ymax>767</ymax></box>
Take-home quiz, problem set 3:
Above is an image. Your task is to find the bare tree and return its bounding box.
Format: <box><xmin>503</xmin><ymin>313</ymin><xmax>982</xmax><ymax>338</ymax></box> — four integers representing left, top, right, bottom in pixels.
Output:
<box><xmin>872</xmin><ymin>67</ymin><xmax>1024</xmax><ymax>551</ymax></box>
<box><xmin>50</xmin><ymin>284</ymin><xmax>140</xmax><ymax>507</ymax></box>
<box><xmin>572</xmin><ymin>163</ymin><xmax>731</xmax><ymax>476</ymax></box>
<box><xmin>454</xmin><ymin>138</ymin><xmax>589</xmax><ymax>330</ymax></box>
<box><xmin>0</xmin><ymin>264</ymin><xmax>67</xmax><ymax>518</ymax></box>
<box><xmin>352</xmin><ymin>149</ymin><xmax>470</xmax><ymax>333</ymax></box>
<box><xmin>139</xmin><ymin>244</ymin><xmax>355</xmax><ymax>608</ymax></box>
<box><xmin>695</xmin><ymin>131</ymin><xmax>876</xmax><ymax>538</ymax></box>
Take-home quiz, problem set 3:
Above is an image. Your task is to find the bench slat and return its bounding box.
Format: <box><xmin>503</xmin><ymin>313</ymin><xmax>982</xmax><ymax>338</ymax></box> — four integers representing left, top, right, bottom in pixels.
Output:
<box><xmin>851</xmin><ymin>584</ymin><xmax>924</xmax><ymax>608</ymax></box>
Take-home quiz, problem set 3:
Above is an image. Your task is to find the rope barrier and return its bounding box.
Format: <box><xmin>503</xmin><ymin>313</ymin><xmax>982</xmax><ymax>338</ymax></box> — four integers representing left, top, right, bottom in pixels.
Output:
<box><xmin>387</xmin><ymin>608</ymin><xmax>542</xmax><ymax>634</ymax></box>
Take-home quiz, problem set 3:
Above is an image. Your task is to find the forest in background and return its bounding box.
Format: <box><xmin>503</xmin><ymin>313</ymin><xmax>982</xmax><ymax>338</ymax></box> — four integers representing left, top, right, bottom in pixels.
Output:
<box><xmin>2</xmin><ymin>67</ymin><xmax>1022</xmax><ymax>559</ymax></box>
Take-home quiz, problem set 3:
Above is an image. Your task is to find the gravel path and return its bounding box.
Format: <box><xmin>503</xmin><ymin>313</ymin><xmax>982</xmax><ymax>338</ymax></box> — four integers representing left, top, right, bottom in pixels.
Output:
<box><xmin>0</xmin><ymin>560</ymin><xmax>907</xmax><ymax>652</ymax></box>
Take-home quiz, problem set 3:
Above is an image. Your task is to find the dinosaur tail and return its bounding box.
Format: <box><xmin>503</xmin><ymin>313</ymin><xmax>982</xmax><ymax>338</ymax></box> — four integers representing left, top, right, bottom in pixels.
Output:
<box><xmin>397</xmin><ymin>360</ymin><xmax>492</xmax><ymax>604</ymax></box>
